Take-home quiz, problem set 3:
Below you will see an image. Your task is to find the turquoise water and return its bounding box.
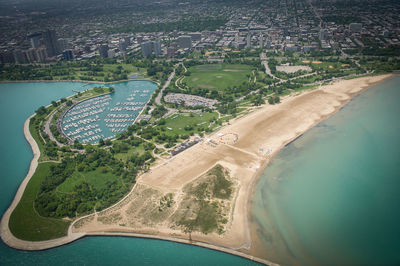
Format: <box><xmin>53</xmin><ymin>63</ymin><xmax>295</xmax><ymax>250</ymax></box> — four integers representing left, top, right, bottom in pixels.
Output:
<box><xmin>62</xmin><ymin>81</ymin><xmax>156</xmax><ymax>144</ymax></box>
<box><xmin>251</xmin><ymin>76</ymin><xmax>400</xmax><ymax>265</ymax></box>
<box><xmin>0</xmin><ymin>81</ymin><xmax>259</xmax><ymax>265</ymax></box>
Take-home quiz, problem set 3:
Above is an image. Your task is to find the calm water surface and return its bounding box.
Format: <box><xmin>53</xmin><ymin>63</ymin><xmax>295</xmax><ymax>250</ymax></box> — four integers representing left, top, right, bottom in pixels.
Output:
<box><xmin>251</xmin><ymin>76</ymin><xmax>400</xmax><ymax>265</ymax></box>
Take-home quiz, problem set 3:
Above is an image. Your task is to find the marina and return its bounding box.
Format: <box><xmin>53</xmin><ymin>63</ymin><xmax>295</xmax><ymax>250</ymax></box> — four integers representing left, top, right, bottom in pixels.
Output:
<box><xmin>61</xmin><ymin>82</ymin><xmax>157</xmax><ymax>144</ymax></box>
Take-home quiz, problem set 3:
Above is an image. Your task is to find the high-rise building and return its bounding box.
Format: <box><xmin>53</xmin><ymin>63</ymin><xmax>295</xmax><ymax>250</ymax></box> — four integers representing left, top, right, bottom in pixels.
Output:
<box><xmin>124</xmin><ymin>37</ymin><xmax>131</xmax><ymax>46</ymax></box>
<box><xmin>246</xmin><ymin>33</ymin><xmax>251</xmax><ymax>48</ymax></box>
<box><xmin>28</xmin><ymin>33</ymin><xmax>42</xmax><ymax>49</ymax></box>
<box><xmin>0</xmin><ymin>51</ymin><xmax>15</xmax><ymax>64</ymax></box>
<box><xmin>119</xmin><ymin>40</ymin><xmax>127</xmax><ymax>52</ymax></box>
<box><xmin>266</xmin><ymin>40</ymin><xmax>271</xmax><ymax>49</ymax></box>
<box><xmin>35</xmin><ymin>48</ymin><xmax>48</xmax><ymax>62</ymax></box>
<box><xmin>42</xmin><ymin>29</ymin><xmax>59</xmax><ymax>57</ymax></box>
<box><xmin>99</xmin><ymin>44</ymin><xmax>109</xmax><ymax>58</ymax></box>
<box><xmin>13</xmin><ymin>49</ymin><xmax>27</xmax><ymax>64</ymax></box>
<box><xmin>319</xmin><ymin>29</ymin><xmax>328</xmax><ymax>41</ymax></box>
<box><xmin>107</xmin><ymin>49</ymin><xmax>116</xmax><ymax>58</ymax></box>
<box><xmin>259</xmin><ymin>34</ymin><xmax>264</xmax><ymax>48</ymax></box>
<box><xmin>24</xmin><ymin>48</ymin><xmax>38</xmax><ymax>63</ymax></box>
<box><xmin>153</xmin><ymin>39</ymin><xmax>162</xmax><ymax>56</ymax></box>
<box><xmin>177</xmin><ymin>36</ymin><xmax>192</xmax><ymax>49</ymax></box>
<box><xmin>141</xmin><ymin>41</ymin><xmax>153</xmax><ymax>58</ymax></box>
<box><xmin>62</xmin><ymin>50</ymin><xmax>74</xmax><ymax>61</ymax></box>
<box><xmin>167</xmin><ymin>46</ymin><xmax>176</xmax><ymax>58</ymax></box>
<box><xmin>235</xmin><ymin>32</ymin><xmax>239</xmax><ymax>43</ymax></box>
<box><xmin>58</xmin><ymin>38</ymin><xmax>68</xmax><ymax>52</ymax></box>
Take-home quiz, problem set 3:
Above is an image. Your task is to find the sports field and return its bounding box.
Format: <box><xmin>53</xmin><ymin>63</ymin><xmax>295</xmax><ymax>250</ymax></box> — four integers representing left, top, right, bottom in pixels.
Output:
<box><xmin>184</xmin><ymin>64</ymin><xmax>252</xmax><ymax>90</ymax></box>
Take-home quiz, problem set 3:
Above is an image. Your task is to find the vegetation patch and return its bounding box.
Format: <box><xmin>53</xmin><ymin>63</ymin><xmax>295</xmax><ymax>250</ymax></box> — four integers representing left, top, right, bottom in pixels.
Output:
<box><xmin>185</xmin><ymin>64</ymin><xmax>252</xmax><ymax>90</ymax></box>
<box><xmin>173</xmin><ymin>164</ymin><xmax>233</xmax><ymax>234</ymax></box>
<box><xmin>9</xmin><ymin>163</ymin><xmax>71</xmax><ymax>241</ymax></box>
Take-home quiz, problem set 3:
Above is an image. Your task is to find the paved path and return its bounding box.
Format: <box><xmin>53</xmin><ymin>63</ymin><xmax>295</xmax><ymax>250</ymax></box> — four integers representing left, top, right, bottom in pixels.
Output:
<box><xmin>155</xmin><ymin>69</ymin><xmax>176</xmax><ymax>105</ymax></box>
<box><xmin>44</xmin><ymin>104</ymin><xmax>65</xmax><ymax>147</ymax></box>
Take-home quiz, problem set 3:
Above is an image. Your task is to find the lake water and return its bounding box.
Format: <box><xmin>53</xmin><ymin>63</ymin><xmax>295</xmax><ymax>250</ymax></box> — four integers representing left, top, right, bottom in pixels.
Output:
<box><xmin>61</xmin><ymin>81</ymin><xmax>156</xmax><ymax>144</ymax></box>
<box><xmin>251</xmin><ymin>76</ymin><xmax>400</xmax><ymax>265</ymax></box>
<box><xmin>0</xmin><ymin>81</ymin><xmax>259</xmax><ymax>265</ymax></box>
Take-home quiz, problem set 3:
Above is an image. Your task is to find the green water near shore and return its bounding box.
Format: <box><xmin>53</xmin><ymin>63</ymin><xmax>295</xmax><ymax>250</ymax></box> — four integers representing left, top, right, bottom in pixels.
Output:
<box><xmin>251</xmin><ymin>76</ymin><xmax>400</xmax><ymax>265</ymax></box>
<box><xmin>0</xmin><ymin>82</ymin><xmax>259</xmax><ymax>265</ymax></box>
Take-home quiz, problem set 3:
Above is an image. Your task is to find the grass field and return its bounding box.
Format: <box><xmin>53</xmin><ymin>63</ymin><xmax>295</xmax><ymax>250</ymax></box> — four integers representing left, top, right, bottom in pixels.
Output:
<box><xmin>184</xmin><ymin>64</ymin><xmax>252</xmax><ymax>90</ymax></box>
<box><xmin>163</xmin><ymin>112</ymin><xmax>218</xmax><ymax>136</ymax></box>
<box><xmin>57</xmin><ymin>167</ymin><xmax>122</xmax><ymax>194</ymax></box>
<box><xmin>114</xmin><ymin>144</ymin><xmax>146</xmax><ymax>162</ymax></box>
<box><xmin>9</xmin><ymin>162</ymin><xmax>71</xmax><ymax>241</ymax></box>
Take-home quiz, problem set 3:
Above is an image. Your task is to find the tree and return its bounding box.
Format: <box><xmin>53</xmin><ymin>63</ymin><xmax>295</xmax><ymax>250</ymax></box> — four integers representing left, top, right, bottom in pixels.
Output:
<box><xmin>36</xmin><ymin>106</ymin><xmax>47</xmax><ymax>115</ymax></box>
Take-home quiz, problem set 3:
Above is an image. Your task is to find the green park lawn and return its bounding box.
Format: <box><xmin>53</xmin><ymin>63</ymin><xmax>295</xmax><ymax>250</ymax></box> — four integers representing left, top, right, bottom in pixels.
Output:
<box><xmin>9</xmin><ymin>162</ymin><xmax>71</xmax><ymax>241</ymax></box>
<box><xmin>163</xmin><ymin>112</ymin><xmax>218</xmax><ymax>136</ymax></box>
<box><xmin>114</xmin><ymin>144</ymin><xmax>146</xmax><ymax>162</ymax></box>
<box><xmin>57</xmin><ymin>167</ymin><xmax>122</xmax><ymax>194</ymax></box>
<box><xmin>184</xmin><ymin>64</ymin><xmax>252</xmax><ymax>90</ymax></box>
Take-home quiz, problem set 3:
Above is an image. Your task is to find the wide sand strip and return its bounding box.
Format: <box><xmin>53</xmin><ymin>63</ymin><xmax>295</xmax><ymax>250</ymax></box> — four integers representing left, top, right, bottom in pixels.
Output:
<box><xmin>0</xmin><ymin>75</ymin><xmax>392</xmax><ymax>265</ymax></box>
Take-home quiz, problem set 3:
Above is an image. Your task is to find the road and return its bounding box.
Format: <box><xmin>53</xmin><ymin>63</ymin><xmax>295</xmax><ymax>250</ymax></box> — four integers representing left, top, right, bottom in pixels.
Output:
<box><xmin>155</xmin><ymin>68</ymin><xmax>176</xmax><ymax>106</ymax></box>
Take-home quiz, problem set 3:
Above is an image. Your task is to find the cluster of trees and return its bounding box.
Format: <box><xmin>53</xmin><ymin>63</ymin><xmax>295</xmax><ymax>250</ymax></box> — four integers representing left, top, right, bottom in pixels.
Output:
<box><xmin>35</xmin><ymin>147</ymin><xmax>140</xmax><ymax>218</ymax></box>
<box><xmin>268</xmin><ymin>96</ymin><xmax>280</xmax><ymax>104</ymax></box>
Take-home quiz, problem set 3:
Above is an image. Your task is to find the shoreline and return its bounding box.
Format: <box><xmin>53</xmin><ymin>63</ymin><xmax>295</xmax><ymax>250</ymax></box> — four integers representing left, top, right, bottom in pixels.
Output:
<box><xmin>0</xmin><ymin>74</ymin><xmax>394</xmax><ymax>265</ymax></box>
<box><xmin>0</xmin><ymin>78</ymin><xmax>158</xmax><ymax>85</ymax></box>
<box><xmin>245</xmin><ymin>74</ymin><xmax>395</xmax><ymax>260</ymax></box>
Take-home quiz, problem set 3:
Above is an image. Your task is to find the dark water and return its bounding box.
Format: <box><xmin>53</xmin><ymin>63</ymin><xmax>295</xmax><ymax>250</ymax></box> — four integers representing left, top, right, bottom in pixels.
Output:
<box><xmin>251</xmin><ymin>76</ymin><xmax>400</xmax><ymax>265</ymax></box>
<box><xmin>0</xmin><ymin>82</ymin><xmax>259</xmax><ymax>265</ymax></box>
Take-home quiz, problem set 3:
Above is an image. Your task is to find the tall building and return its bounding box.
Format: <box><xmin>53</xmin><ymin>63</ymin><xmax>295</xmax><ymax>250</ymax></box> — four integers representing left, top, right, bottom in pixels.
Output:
<box><xmin>246</xmin><ymin>33</ymin><xmax>251</xmax><ymax>48</ymax></box>
<box><xmin>58</xmin><ymin>38</ymin><xmax>68</xmax><ymax>52</ymax></box>
<box><xmin>62</xmin><ymin>50</ymin><xmax>74</xmax><ymax>61</ymax></box>
<box><xmin>0</xmin><ymin>51</ymin><xmax>15</xmax><ymax>64</ymax></box>
<box><xmin>124</xmin><ymin>37</ymin><xmax>131</xmax><ymax>46</ymax></box>
<box><xmin>319</xmin><ymin>29</ymin><xmax>328</xmax><ymax>41</ymax></box>
<box><xmin>99</xmin><ymin>44</ymin><xmax>109</xmax><ymax>58</ymax></box>
<box><xmin>42</xmin><ymin>29</ymin><xmax>59</xmax><ymax>57</ymax></box>
<box><xmin>235</xmin><ymin>32</ymin><xmax>239</xmax><ymax>43</ymax></box>
<box><xmin>266</xmin><ymin>40</ymin><xmax>271</xmax><ymax>49</ymax></box>
<box><xmin>259</xmin><ymin>34</ymin><xmax>264</xmax><ymax>48</ymax></box>
<box><xmin>153</xmin><ymin>39</ymin><xmax>162</xmax><ymax>56</ymax></box>
<box><xmin>35</xmin><ymin>48</ymin><xmax>48</xmax><ymax>62</ymax></box>
<box><xmin>24</xmin><ymin>48</ymin><xmax>38</xmax><ymax>63</ymax></box>
<box><xmin>119</xmin><ymin>40</ymin><xmax>127</xmax><ymax>52</ymax></box>
<box><xmin>177</xmin><ymin>36</ymin><xmax>192</xmax><ymax>49</ymax></box>
<box><xmin>167</xmin><ymin>46</ymin><xmax>176</xmax><ymax>58</ymax></box>
<box><xmin>141</xmin><ymin>41</ymin><xmax>153</xmax><ymax>58</ymax></box>
<box><xmin>107</xmin><ymin>49</ymin><xmax>116</xmax><ymax>58</ymax></box>
<box><xmin>28</xmin><ymin>33</ymin><xmax>42</xmax><ymax>49</ymax></box>
<box><xmin>13</xmin><ymin>49</ymin><xmax>27</xmax><ymax>64</ymax></box>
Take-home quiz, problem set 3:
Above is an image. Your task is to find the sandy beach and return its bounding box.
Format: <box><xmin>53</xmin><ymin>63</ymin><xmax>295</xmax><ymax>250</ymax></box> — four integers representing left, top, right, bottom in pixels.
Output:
<box><xmin>0</xmin><ymin>74</ymin><xmax>392</xmax><ymax>264</ymax></box>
